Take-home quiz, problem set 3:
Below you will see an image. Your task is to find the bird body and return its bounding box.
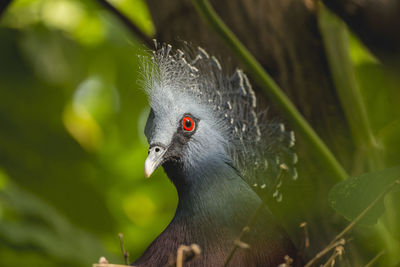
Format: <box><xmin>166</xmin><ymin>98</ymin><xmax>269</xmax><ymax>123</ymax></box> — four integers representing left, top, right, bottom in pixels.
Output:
<box><xmin>135</xmin><ymin>160</ymin><xmax>296</xmax><ymax>266</ymax></box>
<box><xmin>134</xmin><ymin>43</ymin><xmax>299</xmax><ymax>266</ymax></box>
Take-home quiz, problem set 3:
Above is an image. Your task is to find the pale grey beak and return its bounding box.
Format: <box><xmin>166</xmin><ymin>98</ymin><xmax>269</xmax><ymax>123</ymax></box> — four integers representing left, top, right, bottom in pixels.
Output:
<box><xmin>144</xmin><ymin>145</ymin><xmax>167</xmax><ymax>178</ymax></box>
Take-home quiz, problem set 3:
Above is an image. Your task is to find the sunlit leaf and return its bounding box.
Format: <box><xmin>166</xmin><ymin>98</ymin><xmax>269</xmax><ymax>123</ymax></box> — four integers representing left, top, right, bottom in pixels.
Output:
<box><xmin>63</xmin><ymin>102</ymin><xmax>104</xmax><ymax>152</ymax></box>
<box><xmin>41</xmin><ymin>0</ymin><xmax>85</xmax><ymax>31</ymax></box>
<box><xmin>348</xmin><ymin>33</ymin><xmax>378</xmax><ymax>65</ymax></box>
<box><xmin>329</xmin><ymin>166</ymin><xmax>400</xmax><ymax>225</ymax></box>
<box><xmin>123</xmin><ymin>192</ymin><xmax>156</xmax><ymax>225</ymax></box>
<box><xmin>108</xmin><ymin>0</ymin><xmax>155</xmax><ymax>36</ymax></box>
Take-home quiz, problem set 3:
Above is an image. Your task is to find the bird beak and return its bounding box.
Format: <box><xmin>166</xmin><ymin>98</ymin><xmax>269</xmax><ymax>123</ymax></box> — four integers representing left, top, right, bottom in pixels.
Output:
<box><xmin>144</xmin><ymin>145</ymin><xmax>167</xmax><ymax>178</ymax></box>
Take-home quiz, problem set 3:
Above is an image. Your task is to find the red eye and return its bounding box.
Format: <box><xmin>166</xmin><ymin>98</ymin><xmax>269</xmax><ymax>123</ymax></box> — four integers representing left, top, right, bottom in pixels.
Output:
<box><xmin>182</xmin><ymin>116</ymin><xmax>195</xmax><ymax>132</ymax></box>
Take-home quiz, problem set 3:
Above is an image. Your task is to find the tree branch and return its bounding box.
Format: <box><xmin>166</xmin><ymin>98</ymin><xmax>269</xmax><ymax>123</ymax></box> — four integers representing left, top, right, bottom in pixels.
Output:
<box><xmin>0</xmin><ymin>0</ymin><xmax>12</xmax><ymax>18</ymax></box>
<box><xmin>364</xmin><ymin>250</ymin><xmax>385</xmax><ymax>267</ymax></box>
<box><xmin>305</xmin><ymin>179</ymin><xmax>400</xmax><ymax>266</ymax></box>
<box><xmin>96</xmin><ymin>0</ymin><xmax>153</xmax><ymax>47</ymax></box>
<box><xmin>304</xmin><ymin>238</ymin><xmax>346</xmax><ymax>267</ymax></box>
<box><xmin>223</xmin><ymin>204</ymin><xmax>262</xmax><ymax>266</ymax></box>
<box><xmin>330</xmin><ymin>180</ymin><xmax>399</xmax><ymax>247</ymax></box>
<box><xmin>118</xmin><ymin>233</ymin><xmax>130</xmax><ymax>265</ymax></box>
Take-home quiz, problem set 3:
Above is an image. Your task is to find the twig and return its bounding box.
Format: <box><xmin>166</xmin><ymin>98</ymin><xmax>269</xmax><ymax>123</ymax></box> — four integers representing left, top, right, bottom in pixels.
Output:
<box><xmin>192</xmin><ymin>0</ymin><xmax>348</xmax><ymax>182</ymax></box>
<box><xmin>175</xmin><ymin>244</ymin><xmax>201</xmax><ymax>267</ymax></box>
<box><xmin>321</xmin><ymin>245</ymin><xmax>344</xmax><ymax>267</ymax></box>
<box><xmin>0</xmin><ymin>0</ymin><xmax>12</xmax><ymax>18</ymax></box>
<box><xmin>278</xmin><ymin>255</ymin><xmax>294</xmax><ymax>267</ymax></box>
<box><xmin>330</xmin><ymin>180</ymin><xmax>400</xmax><ymax>246</ymax></box>
<box><xmin>305</xmin><ymin>239</ymin><xmax>346</xmax><ymax>267</ymax></box>
<box><xmin>223</xmin><ymin>203</ymin><xmax>263</xmax><ymax>267</ymax></box>
<box><xmin>300</xmin><ymin>222</ymin><xmax>310</xmax><ymax>250</ymax></box>
<box><xmin>364</xmin><ymin>250</ymin><xmax>385</xmax><ymax>267</ymax></box>
<box><xmin>295</xmin><ymin>222</ymin><xmax>309</xmax><ymax>265</ymax></box>
<box><xmin>118</xmin><ymin>233</ymin><xmax>130</xmax><ymax>265</ymax></box>
<box><xmin>305</xmin><ymin>179</ymin><xmax>400</xmax><ymax>266</ymax></box>
<box><xmin>96</xmin><ymin>0</ymin><xmax>153</xmax><ymax>47</ymax></box>
<box><xmin>93</xmin><ymin>256</ymin><xmax>132</xmax><ymax>267</ymax></box>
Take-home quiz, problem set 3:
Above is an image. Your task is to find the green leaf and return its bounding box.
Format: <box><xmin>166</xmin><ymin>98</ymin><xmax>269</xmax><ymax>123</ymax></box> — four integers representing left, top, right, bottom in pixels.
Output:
<box><xmin>0</xmin><ymin>181</ymin><xmax>110</xmax><ymax>266</ymax></box>
<box><xmin>329</xmin><ymin>166</ymin><xmax>400</xmax><ymax>225</ymax></box>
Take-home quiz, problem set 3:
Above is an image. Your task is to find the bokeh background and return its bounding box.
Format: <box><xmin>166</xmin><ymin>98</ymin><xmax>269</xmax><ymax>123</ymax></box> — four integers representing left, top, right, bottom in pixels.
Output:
<box><xmin>1</xmin><ymin>0</ymin><xmax>400</xmax><ymax>266</ymax></box>
<box><xmin>0</xmin><ymin>0</ymin><xmax>178</xmax><ymax>266</ymax></box>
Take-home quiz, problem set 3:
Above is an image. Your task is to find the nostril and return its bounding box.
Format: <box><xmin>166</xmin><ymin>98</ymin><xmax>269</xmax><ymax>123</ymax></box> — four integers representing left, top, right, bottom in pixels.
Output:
<box><xmin>155</xmin><ymin>147</ymin><xmax>160</xmax><ymax>153</ymax></box>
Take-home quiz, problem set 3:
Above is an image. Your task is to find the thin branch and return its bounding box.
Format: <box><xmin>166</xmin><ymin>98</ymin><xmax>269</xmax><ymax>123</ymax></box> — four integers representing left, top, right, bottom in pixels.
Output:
<box><xmin>278</xmin><ymin>255</ymin><xmax>294</xmax><ymax>267</ymax></box>
<box><xmin>96</xmin><ymin>0</ymin><xmax>153</xmax><ymax>47</ymax></box>
<box><xmin>330</xmin><ymin>180</ymin><xmax>399</xmax><ymax>246</ymax></box>
<box><xmin>223</xmin><ymin>203</ymin><xmax>263</xmax><ymax>267</ymax></box>
<box><xmin>305</xmin><ymin>179</ymin><xmax>400</xmax><ymax>266</ymax></box>
<box><xmin>305</xmin><ymin>239</ymin><xmax>346</xmax><ymax>267</ymax></box>
<box><xmin>118</xmin><ymin>233</ymin><xmax>130</xmax><ymax>265</ymax></box>
<box><xmin>0</xmin><ymin>0</ymin><xmax>13</xmax><ymax>18</ymax></box>
<box><xmin>299</xmin><ymin>222</ymin><xmax>310</xmax><ymax>250</ymax></box>
<box><xmin>175</xmin><ymin>244</ymin><xmax>201</xmax><ymax>267</ymax></box>
<box><xmin>321</xmin><ymin>245</ymin><xmax>344</xmax><ymax>267</ymax></box>
<box><xmin>94</xmin><ymin>256</ymin><xmax>132</xmax><ymax>267</ymax></box>
<box><xmin>364</xmin><ymin>250</ymin><xmax>385</xmax><ymax>267</ymax></box>
<box><xmin>192</xmin><ymin>0</ymin><xmax>347</xmax><ymax>182</ymax></box>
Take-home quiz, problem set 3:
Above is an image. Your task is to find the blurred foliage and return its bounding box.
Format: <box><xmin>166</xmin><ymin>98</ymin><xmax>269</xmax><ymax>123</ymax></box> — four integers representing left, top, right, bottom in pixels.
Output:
<box><xmin>319</xmin><ymin>6</ymin><xmax>400</xmax><ymax>266</ymax></box>
<box><xmin>0</xmin><ymin>0</ymin><xmax>176</xmax><ymax>266</ymax></box>
<box><xmin>329</xmin><ymin>165</ymin><xmax>400</xmax><ymax>226</ymax></box>
<box><xmin>0</xmin><ymin>172</ymin><xmax>106</xmax><ymax>266</ymax></box>
<box><xmin>0</xmin><ymin>0</ymin><xmax>399</xmax><ymax>266</ymax></box>
<box><xmin>349</xmin><ymin>34</ymin><xmax>400</xmax><ymax>168</ymax></box>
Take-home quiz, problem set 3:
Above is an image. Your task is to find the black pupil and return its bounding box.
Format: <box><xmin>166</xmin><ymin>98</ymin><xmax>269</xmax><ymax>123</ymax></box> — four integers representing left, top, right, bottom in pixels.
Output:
<box><xmin>184</xmin><ymin>119</ymin><xmax>192</xmax><ymax>129</ymax></box>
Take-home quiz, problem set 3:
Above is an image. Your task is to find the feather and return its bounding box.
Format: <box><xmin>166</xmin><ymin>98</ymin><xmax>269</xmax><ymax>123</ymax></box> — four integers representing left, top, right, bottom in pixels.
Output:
<box><xmin>139</xmin><ymin>43</ymin><xmax>298</xmax><ymax>202</ymax></box>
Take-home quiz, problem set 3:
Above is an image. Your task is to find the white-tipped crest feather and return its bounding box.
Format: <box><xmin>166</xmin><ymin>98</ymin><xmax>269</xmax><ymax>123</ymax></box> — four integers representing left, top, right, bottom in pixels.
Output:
<box><xmin>139</xmin><ymin>43</ymin><xmax>297</xmax><ymax>201</ymax></box>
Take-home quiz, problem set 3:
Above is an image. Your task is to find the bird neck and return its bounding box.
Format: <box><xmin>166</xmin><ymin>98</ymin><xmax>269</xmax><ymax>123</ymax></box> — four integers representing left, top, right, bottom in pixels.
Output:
<box><xmin>163</xmin><ymin>159</ymin><xmax>261</xmax><ymax>225</ymax></box>
<box><xmin>134</xmin><ymin>160</ymin><xmax>297</xmax><ymax>267</ymax></box>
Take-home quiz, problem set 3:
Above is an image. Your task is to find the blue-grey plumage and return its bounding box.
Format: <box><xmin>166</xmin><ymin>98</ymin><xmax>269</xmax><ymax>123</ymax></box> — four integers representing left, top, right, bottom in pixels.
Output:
<box><xmin>134</xmin><ymin>43</ymin><xmax>299</xmax><ymax>266</ymax></box>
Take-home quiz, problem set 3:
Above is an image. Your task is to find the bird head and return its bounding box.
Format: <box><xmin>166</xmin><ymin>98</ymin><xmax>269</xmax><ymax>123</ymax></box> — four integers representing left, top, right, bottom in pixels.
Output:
<box><xmin>141</xmin><ymin>45</ymin><xmax>230</xmax><ymax>181</ymax></box>
<box><xmin>140</xmin><ymin>43</ymin><xmax>297</xmax><ymax>200</ymax></box>
<box><xmin>143</xmin><ymin>90</ymin><xmax>231</xmax><ymax>183</ymax></box>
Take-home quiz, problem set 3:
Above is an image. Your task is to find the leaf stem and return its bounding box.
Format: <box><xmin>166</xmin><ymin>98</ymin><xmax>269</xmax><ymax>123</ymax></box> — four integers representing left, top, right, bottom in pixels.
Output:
<box><xmin>223</xmin><ymin>203</ymin><xmax>263</xmax><ymax>267</ymax></box>
<box><xmin>304</xmin><ymin>239</ymin><xmax>345</xmax><ymax>267</ymax></box>
<box><xmin>321</xmin><ymin>245</ymin><xmax>344</xmax><ymax>267</ymax></box>
<box><xmin>118</xmin><ymin>233</ymin><xmax>130</xmax><ymax>265</ymax></box>
<box><xmin>331</xmin><ymin>180</ymin><xmax>399</xmax><ymax>246</ymax></box>
<box><xmin>364</xmin><ymin>250</ymin><xmax>385</xmax><ymax>267</ymax></box>
<box><xmin>192</xmin><ymin>0</ymin><xmax>347</xmax><ymax>181</ymax></box>
<box><xmin>305</xmin><ymin>179</ymin><xmax>399</xmax><ymax>266</ymax></box>
<box><xmin>96</xmin><ymin>0</ymin><xmax>153</xmax><ymax>47</ymax></box>
<box><xmin>0</xmin><ymin>0</ymin><xmax>12</xmax><ymax>18</ymax></box>
<box><xmin>318</xmin><ymin>5</ymin><xmax>383</xmax><ymax>171</ymax></box>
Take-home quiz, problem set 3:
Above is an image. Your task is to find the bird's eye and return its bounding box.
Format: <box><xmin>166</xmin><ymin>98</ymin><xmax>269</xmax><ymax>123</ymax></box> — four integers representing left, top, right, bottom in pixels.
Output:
<box><xmin>182</xmin><ymin>116</ymin><xmax>195</xmax><ymax>132</ymax></box>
